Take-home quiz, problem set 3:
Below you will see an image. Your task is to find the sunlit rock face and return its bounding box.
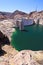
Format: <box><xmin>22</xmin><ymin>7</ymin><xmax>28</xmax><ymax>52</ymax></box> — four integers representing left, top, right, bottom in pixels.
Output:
<box><xmin>39</xmin><ymin>18</ymin><xmax>43</xmax><ymax>25</ymax></box>
<box><xmin>9</xmin><ymin>50</ymin><xmax>40</xmax><ymax>65</ymax></box>
<box><xmin>0</xmin><ymin>19</ymin><xmax>15</xmax><ymax>41</ymax></box>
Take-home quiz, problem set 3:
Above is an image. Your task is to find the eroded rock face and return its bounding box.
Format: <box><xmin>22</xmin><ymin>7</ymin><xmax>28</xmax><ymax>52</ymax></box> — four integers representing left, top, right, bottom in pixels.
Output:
<box><xmin>9</xmin><ymin>50</ymin><xmax>40</xmax><ymax>65</ymax></box>
<box><xmin>0</xmin><ymin>47</ymin><xmax>43</xmax><ymax>65</ymax></box>
<box><xmin>0</xmin><ymin>31</ymin><xmax>10</xmax><ymax>47</ymax></box>
<box><xmin>0</xmin><ymin>19</ymin><xmax>15</xmax><ymax>41</ymax></box>
<box><xmin>0</xmin><ymin>31</ymin><xmax>5</xmax><ymax>49</ymax></box>
<box><xmin>0</xmin><ymin>45</ymin><xmax>18</xmax><ymax>65</ymax></box>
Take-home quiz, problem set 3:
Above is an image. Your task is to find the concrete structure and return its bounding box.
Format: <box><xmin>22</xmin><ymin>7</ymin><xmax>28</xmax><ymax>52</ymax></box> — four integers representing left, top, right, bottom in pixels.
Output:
<box><xmin>19</xmin><ymin>21</ymin><xmax>24</xmax><ymax>30</ymax></box>
<box><xmin>15</xmin><ymin>19</ymin><xmax>24</xmax><ymax>30</ymax></box>
<box><xmin>15</xmin><ymin>18</ymin><xmax>34</xmax><ymax>30</ymax></box>
<box><xmin>23</xmin><ymin>19</ymin><xmax>34</xmax><ymax>26</ymax></box>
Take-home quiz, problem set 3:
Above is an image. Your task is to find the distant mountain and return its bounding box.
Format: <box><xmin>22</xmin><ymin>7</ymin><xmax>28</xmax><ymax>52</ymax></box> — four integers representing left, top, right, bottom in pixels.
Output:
<box><xmin>0</xmin><ymin>10</ymin><xmax>43</xmax><ymax>20</ymax></box>
<box><xmin>10</xmin><ymin>10</ymin><xmax>28</xmax><ymax>19</ymax></box>
<box><xmin>0</xmin><ymin>11</ymin><xmax>12</xmax><ymax>20</ymax></box>
<box><xmin>0</xmin><ymin>12</ymin><xmax>6</xmax><ymax>20</ymax></box>
<box><xmin>29</xmin><ymin>11</ymin><xmax>43</xmax><ymax>19</ymax></box>
<box><xmin>1</xmin><ymin>12</ymin><xmax>12</xmax><ymax>18</ymax></box>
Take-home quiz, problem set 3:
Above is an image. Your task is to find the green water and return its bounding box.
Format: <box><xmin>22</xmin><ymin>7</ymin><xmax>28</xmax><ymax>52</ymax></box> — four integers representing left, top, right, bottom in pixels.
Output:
<box><xmin>11</xmin><ymin>24</ymin><xmax>43</xmax><ymax>51</ymax></box>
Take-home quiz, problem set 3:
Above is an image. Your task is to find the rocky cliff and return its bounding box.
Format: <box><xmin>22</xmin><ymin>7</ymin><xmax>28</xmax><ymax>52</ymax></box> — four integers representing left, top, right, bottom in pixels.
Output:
<box><xmin>0</xmin><ymin>45</ymin><xmax>43</xmax><ymax>65</ymax></box>
<box><xmin>0</xmin><ymin>19</ymin><xmax>15</xmax><ymax>41</ymax></box>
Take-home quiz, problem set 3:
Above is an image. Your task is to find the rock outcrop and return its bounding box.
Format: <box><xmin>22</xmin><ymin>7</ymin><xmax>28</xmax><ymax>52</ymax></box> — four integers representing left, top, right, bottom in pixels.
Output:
<box><xmin>0</xmin><ymin>45</ymin><xmax>18</xmax><ymax>65</ymax></box>
<box><xmin>9</xmin><ymin>50</ymin><xmax>40</xmax><ymax>65</ymax></box>
<box><xmin>0</xmin><ymin>19</ymin><xmax>15</xmax><ymax>41</ymax></box>
<box><xmin>0</xmin><ymin>47</ymin><xmax>43</xmax><ymax>65</ymax></box>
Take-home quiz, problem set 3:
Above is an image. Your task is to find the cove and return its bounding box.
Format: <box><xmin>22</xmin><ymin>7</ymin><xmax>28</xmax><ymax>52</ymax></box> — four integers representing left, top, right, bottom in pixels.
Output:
<box><xmin>11</xmin><ymin>24</ymin><xmax>43</xmax><ymax>51</ymax></box>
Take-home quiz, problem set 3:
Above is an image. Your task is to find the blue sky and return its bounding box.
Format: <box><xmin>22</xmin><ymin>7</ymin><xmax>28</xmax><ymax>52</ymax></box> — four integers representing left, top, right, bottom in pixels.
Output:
<box><xmin>0</xmin><ymin>0</ymin><xmax>43</xmax><ymax>13</ymax></box>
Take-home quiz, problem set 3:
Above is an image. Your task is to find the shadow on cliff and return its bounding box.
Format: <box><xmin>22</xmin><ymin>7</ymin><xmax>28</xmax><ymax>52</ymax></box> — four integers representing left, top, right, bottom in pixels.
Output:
<box><xmin>0</xmin><ymin>49</ymin><xmax>7</xmax><ymax>56</ymax></box>
<box><xmin>0</xmin><ymin>31</ymin><xmax>10</xmax><ymax>46</ymax></box>
<box><xmin>0</xmin><ymin>31</ymin><xmax>10</xmax><ymax>56</ymax></box>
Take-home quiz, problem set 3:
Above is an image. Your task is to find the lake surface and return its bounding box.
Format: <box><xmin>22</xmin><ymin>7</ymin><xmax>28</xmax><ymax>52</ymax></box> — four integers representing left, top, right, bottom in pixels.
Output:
<box><xmin>11</xmin><ymin>24</ymin><xmax>43</xmax><ymax>51</ymax></box>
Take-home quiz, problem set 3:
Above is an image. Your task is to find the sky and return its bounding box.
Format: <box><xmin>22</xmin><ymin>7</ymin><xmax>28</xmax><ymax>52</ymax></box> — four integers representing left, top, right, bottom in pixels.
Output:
<box><xmin>0</xmin><ymin>0</ymin><xmax>43</xmax><ymax>13</ymax></box>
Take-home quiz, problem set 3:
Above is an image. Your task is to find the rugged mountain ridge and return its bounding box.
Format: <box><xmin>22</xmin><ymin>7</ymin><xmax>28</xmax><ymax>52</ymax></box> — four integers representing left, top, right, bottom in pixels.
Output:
<box><xmin>0</xmin><ymin>10</ymin><xmax>28</xmax><ymax>19</ymax></box>
<box><xmin>10</xmin><ymin>10</ymin><xmax>28</xmax><ymax>19</ymax></box>
<box><xmin>29</xmin><ymin>11</ymin><xmax>43</xmax><ymax>19</ymax></box>
<box><xmin>0</xmin><ymin>11</ymin><xmax>12</xmax><ymax>20</ymax></box>
<box><xmin>0</xmin><ymin>10</ymin><xmax>43</xmax><ymax>20</ymax></box>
